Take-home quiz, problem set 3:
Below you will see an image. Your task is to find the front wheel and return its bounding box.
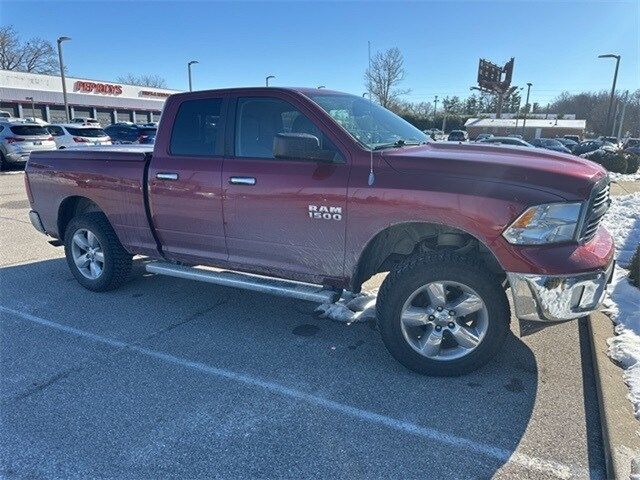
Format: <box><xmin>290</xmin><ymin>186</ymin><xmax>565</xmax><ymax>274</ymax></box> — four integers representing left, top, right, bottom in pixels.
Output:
<box><xmin>64</xmin><ymin>212</ymin><xmax>132</xmax><ymax>292</ymax></box>
<box><xmin>376</xmin><ymin>252</ymin><xmax>510</xmax><ymax>376</ymax></box>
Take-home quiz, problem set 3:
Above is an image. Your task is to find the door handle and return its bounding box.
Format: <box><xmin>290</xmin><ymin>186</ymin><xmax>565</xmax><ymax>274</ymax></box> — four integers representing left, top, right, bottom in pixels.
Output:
<box><xmin>156</xmin><ymin>172</ymin><xmax>179</xmax><ymax>181</ymax></box>
<box><xmin>229</xmin><ymin>176</ymin><xmax>256</xmax><ymax>186</ymax></box>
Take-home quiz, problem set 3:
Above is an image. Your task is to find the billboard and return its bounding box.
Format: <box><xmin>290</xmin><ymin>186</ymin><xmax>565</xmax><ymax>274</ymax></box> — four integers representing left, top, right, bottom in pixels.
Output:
<box><xmin>477</xmin><ymin>57</ymin><xmax>514</xmax><ymax>94</ymax></box>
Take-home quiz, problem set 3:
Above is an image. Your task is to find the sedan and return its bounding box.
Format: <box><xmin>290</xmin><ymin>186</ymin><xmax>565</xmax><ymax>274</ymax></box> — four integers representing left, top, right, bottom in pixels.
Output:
<box><xmin>529</xmin><ymin>138</ymin><xmax>572</xmax><ymax>153</ymax></box>
<box><xmin>479</xmin><ymin>136</ymin><xmax>533</xmax><ymax>148</ymax></box>
<box><xmin>555</xmin><ymin>138</ymin><xmax>578</xmax><ymax>151</ymax></box>
<box><xmin>572</xmin><ymin>140</ymin><xmax>617</xmax><ymax>156</ymax></box>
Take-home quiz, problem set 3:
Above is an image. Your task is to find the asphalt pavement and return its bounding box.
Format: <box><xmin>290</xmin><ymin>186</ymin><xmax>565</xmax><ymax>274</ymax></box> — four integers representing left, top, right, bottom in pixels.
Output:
<box><xmin>0</xmin><ymin>170</ymin><xmax>605</xmax><ymax>479</ymax></box>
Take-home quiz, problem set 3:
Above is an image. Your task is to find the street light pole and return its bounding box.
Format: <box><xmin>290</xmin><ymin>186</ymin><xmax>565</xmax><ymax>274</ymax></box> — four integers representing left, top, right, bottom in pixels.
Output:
<box><xmin>266</xmin><ymin>75</ymin><xmax>275</xmax><ymax>87</ymax></box>
<box><xmin>521</xmin><ymin>82</ymin><xmax>532</xmax><ymax>137</ymax></box>
<box><xmin>617</xmin><ymin>90</ymin><xmax>629</xmax><ymax>140</ymax></box>
<box><xmin>188</xmin><ymin>60</ymin><xmax>198</xmax><ymax>92</ymax></box>
<box><xmin>26</xmin><ymin>97</ymin><xmax>35</xmax><ymax>119</ymax></box>
<box><xmin>433</xmin><ymin>95</ymin><xmax>438</xmax><ymax>123</ymax></box>
<box><xmin>598</xmin><ymin>53</ymin><xmax>620</xmax><ymax>136</ymax></box>
<box><xmin>57</xmin><ymin>36</ymin><xmax>71</xmax><ymax>123</ymax></box>
<box><xmin>514</xmin><ymin>87</ymin><xmax>523</xmax><ymax>131</ymax></box>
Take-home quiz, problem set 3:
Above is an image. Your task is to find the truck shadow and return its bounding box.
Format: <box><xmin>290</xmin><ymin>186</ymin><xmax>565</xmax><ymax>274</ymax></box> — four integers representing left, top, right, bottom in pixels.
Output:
<box><xmin>0</xmin><ymin>257</ymin><xmax>599</xmax><ymax>477</ymax></box>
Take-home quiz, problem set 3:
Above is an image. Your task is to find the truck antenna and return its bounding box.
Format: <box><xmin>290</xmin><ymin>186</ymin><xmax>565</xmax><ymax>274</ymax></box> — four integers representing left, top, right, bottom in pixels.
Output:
<box><xmin>367</xmin><ymin>40</ymin><xmax>375</xmax><ymax>186</ymax></box>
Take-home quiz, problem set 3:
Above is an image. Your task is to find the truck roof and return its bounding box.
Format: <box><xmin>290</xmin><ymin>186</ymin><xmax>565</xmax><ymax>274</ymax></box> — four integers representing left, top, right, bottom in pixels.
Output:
<box><xmin>169</xmin><ymin>87</ymin><xmax>350</xmax><ymax>99</ymax></box>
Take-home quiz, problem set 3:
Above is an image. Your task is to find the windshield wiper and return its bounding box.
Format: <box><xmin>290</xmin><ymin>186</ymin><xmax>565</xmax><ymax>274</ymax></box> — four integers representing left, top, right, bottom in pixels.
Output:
<box><xmin>372</xmin><ymin>139</ymin><xmax>424</xmax><ymax>150</ymax></box>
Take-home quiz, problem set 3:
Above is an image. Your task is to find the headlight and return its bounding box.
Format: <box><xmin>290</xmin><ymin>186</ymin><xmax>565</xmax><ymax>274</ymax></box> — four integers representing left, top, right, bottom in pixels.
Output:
<box><xmin>503</xmin><ymin>202</ymin><xmax>583</xmax><ymax>245</ymax></box>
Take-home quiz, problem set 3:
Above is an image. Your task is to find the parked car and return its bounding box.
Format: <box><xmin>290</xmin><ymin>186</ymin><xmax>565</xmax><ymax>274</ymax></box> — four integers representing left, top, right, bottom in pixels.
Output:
<box><xmin>474</xmin><ymin>133</ymin><xmax>493</xmax><ymax>141</ymax></box>
<box><xmin>529</xmin><ymin>138</ymin><xmax>572</xmax><ymax>153</ymax></box>
<box><xmin>623</xmin><ymin>138</ymin><xmax>640</xmax><ymax>150</ymax></box>
<box><xmin>26</xmin><ymin>87</ymin><xmax>614</xmax><ymax>377</ymax></box>
<box><xmin>447</xmin><ymin>130</ymin><xmax>468</xmax><ymax>142</ymax></box>
<box><xmin>0</xmin><ymin>121</ymin><xmax>56</xmax><ymax>170</ymax></box>
<box><xmin>625</xmin><ymin>145</ymin><xmax>640</xmax><ymax>155</ymax></box>
<box><xmin>598</xmin><ymin>136</ymin><xmax>624</xmax><ymax>150</ymax></box>
<box><xmin>564</xmin><ymin>135</ymin><xmax>581</xmax><ymax>143</ymax></box>
<box><xmin>0</xmin><ymin>110</ymin><xmax>13</xmax><ymax>120</ymax></box>
<box><xmin>137</xmin><ymin>130</ymin><xmax>156</xmax><ymax>145</ymax></box>
<box><xmin>572</xmin><ymin>140</ymin><xmax>617</xmax><ymax>156</ymax></box>
<box><xmin>104</xmin><ymin>123</ymin><xmax>157</xmax><ymax>144</ymax></box>
<box><xmin>71</xmin><ymin>117</ymin><xmax>101</xmax><ymax>126</ymax></box>
<box><xmin>479</xmin><ymin>136</ymin><xmax>533</xmax><ymax>148</ymax></box>
<box><xmin>555</xmin><ymin>138</ymin><xmax>578</xmax><ymax>151</ymax></box>
<box><xmin>47</xmin><ymin>124</ymin><xmax>112</xmax><ymax>149</ymax></box>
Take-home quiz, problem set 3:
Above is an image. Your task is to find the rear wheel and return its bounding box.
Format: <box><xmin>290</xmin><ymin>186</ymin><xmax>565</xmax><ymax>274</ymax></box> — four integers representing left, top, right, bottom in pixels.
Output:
<box><xmin>0</xmin><ymin>152</ymin><xmax>6</xmax><ymax>171</ymax></box>
<box><xmin>376</xmin><ymin>252</ymin><xmax>510</xmax><ymax>376</ymax></box>
<box><xmin>64</xmin><ymin>212</ymin><xmax>132</xmax><ymax>291</ymax></box>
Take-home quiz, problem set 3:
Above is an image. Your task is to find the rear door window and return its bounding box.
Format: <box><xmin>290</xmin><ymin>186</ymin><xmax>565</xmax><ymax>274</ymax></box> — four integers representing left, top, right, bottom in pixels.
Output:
<box><xmin>170</xmin><ymin>98</ymin><xmax>223</xmax><ymax>156</ymax></box>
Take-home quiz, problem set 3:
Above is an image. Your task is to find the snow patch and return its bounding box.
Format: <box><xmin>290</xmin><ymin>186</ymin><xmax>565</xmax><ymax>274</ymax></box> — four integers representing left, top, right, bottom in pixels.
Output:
<box><xmin>600</xmin><ymin>193</ymin><xmax>640</xmax><ymax>419</ymax></box>
<box><xmin>315</xmin><ymin>290</ymin><xmax>378</xmax><ymax>324</ymax></box>
<box><xmin>610</xmin><ymin>172</ymin><xmax>640</xmax><ymax>182</ymax></box>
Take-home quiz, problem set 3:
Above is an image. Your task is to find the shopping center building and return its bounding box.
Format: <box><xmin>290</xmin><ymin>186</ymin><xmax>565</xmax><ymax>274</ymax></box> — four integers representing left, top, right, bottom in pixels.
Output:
<box><xmin>0</xmin><ymin>70</ymin><xmax>181</xmax><ymax>125</ymax></box>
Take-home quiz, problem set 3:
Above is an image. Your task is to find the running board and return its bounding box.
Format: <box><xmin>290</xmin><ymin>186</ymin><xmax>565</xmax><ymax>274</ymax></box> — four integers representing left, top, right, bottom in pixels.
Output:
<box><xmin>145</xmin><ymin>262</ymin><xmax>341</xmax><ymax>304</ymax></box>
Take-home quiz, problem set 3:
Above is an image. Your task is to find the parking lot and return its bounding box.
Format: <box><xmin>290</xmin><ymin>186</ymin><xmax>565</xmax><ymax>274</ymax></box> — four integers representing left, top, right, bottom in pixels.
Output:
<box><xmin>0</xmin><ymin>169</ymin><xmax>606</xmax><ymax>479</ymax></box>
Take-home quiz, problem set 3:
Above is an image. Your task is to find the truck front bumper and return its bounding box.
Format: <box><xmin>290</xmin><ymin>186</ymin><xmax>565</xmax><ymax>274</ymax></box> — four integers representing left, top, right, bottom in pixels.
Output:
<box><xmin>507</xmin><ymin>261</ymin><xmax>614</xmax><ymax>322</ymax></box>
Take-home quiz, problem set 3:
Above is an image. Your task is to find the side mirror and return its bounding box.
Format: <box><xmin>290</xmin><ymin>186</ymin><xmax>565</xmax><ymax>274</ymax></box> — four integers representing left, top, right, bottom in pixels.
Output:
<box><xmin>273</xmin><ymin>133</ymin><xmax>336</xmax><ymax>162</ymax></box>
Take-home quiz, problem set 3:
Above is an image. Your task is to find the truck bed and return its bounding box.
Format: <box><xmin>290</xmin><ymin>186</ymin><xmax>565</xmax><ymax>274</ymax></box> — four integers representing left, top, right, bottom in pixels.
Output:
<box><xmin>27</xmin><ymin>147</ymin><xmax>159</xmax><ymax>257</ymax></box>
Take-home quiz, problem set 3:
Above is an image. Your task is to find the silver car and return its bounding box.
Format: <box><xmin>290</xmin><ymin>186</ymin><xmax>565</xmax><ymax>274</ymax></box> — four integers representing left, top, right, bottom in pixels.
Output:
<box><xmin>0</xmin><ymin>121</ymin><xmax>56</xmax><ymax>170</ymax></box>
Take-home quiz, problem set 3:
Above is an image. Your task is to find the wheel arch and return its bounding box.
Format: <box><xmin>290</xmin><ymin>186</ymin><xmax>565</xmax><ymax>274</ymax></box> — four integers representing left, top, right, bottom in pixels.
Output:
<box><xmin>349</xmin><ymin>221</ymin><xmax>505</xmax><ymax>293</ymax></box>
<box><xmin>57</xmin><ymin>196</ymin><xmax>104</xmax><ymax>241</ymax></box>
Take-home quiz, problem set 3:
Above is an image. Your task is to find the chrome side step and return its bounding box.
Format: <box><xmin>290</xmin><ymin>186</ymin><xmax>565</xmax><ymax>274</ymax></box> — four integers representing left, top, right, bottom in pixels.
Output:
<box><xmin>145</xmin><ymin>262</ymin><xmax>341</xmax><ymax>304</ymax></box>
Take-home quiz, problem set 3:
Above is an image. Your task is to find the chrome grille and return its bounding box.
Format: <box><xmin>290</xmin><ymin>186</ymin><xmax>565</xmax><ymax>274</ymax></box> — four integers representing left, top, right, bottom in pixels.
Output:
<box><xmin>580</xmin><ymin>180</ymin><xmax>610</xmax><ymax>242</ymax></box>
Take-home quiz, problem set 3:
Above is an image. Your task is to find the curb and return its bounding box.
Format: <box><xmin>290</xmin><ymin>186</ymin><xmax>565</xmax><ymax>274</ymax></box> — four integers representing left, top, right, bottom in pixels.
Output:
<box><xmin>588</xmin><ymin>311</ymin><xmax>640</xmax><ymax>479</ymax></box>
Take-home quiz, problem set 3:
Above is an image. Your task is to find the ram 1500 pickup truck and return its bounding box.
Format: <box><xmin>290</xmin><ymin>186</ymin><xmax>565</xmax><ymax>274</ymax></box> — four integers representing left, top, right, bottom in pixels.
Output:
<box><xmin>25</xmin><ymin>87</ymin><xmax>614</xmax><ymax>376</ymax></box>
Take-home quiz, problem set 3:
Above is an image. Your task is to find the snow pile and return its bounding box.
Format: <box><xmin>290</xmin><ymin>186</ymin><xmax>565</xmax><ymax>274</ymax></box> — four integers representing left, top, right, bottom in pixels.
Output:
<box><xmin>600</xmin><ymin>193</ymin><xmax>640</xmax><ymax>418</ymax></box>
<box><xmin>610</xmin><ymin>171</ymin><xmax>640</xmax><ymax>182</ymax></box>
<box><xmin>316</xmin><ymin>290</ymin><xmax>377</xmax><ymax>324</ymax></box>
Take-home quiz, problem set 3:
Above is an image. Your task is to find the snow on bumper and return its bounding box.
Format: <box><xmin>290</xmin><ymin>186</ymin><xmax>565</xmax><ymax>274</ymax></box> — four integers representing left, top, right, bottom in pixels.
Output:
<box><xmin>507</xmin><ymin>260</ymin><xmax>614</xmax><ymax>322</ymax></box>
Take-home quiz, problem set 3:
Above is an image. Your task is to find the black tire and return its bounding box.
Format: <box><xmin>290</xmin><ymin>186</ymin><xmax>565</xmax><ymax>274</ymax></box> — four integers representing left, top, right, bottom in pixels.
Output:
<box><xmin>64</xmin><ymin>212</ymin><xmax>132</xmax><ymax>292</ymax></box>
<box><xmin>376</xmin><ymin>252</ymin><xmax>510</xmax><ymax>376</ymax></box>
<box><xmin>0</xmin><ymin>152</ymin><xmax>6</xmax><ymax>171</ymax></box>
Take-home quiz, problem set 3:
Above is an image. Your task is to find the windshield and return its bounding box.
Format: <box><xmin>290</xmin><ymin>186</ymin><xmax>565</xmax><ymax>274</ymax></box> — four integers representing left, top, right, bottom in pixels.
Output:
<box><xmin>66</xmin><ymin>127</ymin><xmax>108</xmax><ymax>137</ymax></box>
<box><xmin>307</xmin><ymin>93</ymin><xmax>428</xmax><ymax>149</ymax></box>
<box><xmin>542</xmin><ymin>139</ymin><xmax>563</xmax><ymax>147</ymax></box>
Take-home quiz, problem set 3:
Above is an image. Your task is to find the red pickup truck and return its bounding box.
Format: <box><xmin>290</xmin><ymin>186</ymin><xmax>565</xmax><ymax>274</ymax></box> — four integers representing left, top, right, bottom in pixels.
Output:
<box><xmin>25</xmin><ymin>87</ymin><xmax>614</xmax><ymax>376</ymax></box>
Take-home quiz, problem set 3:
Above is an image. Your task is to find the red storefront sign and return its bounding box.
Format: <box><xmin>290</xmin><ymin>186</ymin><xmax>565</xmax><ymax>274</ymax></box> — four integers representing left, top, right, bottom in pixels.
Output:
<box><xmin>74</xmin><ymin>81</ymin><xmax>123</xmax><ymax>96</ymax></box>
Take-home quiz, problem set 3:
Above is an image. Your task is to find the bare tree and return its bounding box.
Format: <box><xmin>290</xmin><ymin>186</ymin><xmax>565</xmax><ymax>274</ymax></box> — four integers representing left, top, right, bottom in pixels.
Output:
<box><xmin>364</xmin><ymin>47</ymin><xmax>410</xmax><ymax>108</ymax></box>
<box><xmin>116</xmin><ymin>73</ymin><xmax>167</xmax><ymax>88</ymax></box>
<box><xmin>0</xmin><ymin>26</ymin><xmax>59</xmax><ymax>74</ymax></box>
<box><xmin>22</xmin><ymin>38</ymin><xmax>58</xmax><ymax>74</ymax></box>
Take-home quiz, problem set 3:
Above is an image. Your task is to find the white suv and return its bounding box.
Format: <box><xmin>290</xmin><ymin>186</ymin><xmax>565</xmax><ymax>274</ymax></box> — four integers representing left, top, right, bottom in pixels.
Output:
<box><xmin>0</xmin><ymin>121</ymin><xmax>56</xmax><ymax>170</ymax></box>
<box><xmin>47</xmin><ymin>124</ymin><xmax>112</xmax><ymax>149</ymax></box>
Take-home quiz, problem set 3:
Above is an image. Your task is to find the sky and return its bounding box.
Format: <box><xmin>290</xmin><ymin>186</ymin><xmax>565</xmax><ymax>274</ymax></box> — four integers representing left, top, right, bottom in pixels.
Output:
<box><xmin>1</xmin><ymin>0</ymin><xmax>639</xmax><ymax>106</ymax></box>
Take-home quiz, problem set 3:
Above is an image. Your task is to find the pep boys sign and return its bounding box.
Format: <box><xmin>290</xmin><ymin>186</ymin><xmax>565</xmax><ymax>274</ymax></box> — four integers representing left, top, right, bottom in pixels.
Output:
<box><xmin>74</xmin><ymin>81</ymin><xmax>123</xmax><ymax>96</ymax></box>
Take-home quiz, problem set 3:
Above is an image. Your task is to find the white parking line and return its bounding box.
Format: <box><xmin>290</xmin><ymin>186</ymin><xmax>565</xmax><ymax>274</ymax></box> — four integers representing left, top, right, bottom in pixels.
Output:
<box><xmin>1</xmin><ymin>305</ymin><xmax>596</xmax><ymax>479</ymax></box>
